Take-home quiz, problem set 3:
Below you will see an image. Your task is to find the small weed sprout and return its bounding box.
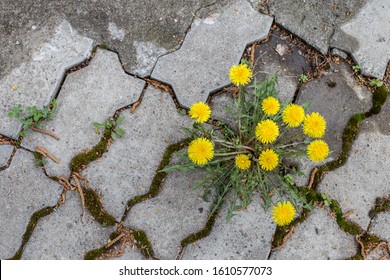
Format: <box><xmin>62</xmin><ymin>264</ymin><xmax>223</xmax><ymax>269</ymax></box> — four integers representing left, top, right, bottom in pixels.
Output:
<box><xmin>352</xmin><ymin>65</ymin><xmax>361</xmax><ymax>73</ymax></box>
<box><xmin>299</xmin><ymin>74</ymin><xmax>309</xmax><ymax>83</ymax></box>
<box><xmin>369</xmin><ymin>79</ymin><xmax>383</xmax><ymax>88</ymax></box>
<box><xmin>8</xmin><ymin>100</ymin><xmax>58</xmax><ymax>137</ymax></box>
<box><xmin>93</xmin><ymin>115</ymin><xmax>126</xmax><ymax>141</ymax></box>
<box><xmin>162</xmin><ymin>62</ymin><xmax>331</xmax><ymax>225</ymax></box>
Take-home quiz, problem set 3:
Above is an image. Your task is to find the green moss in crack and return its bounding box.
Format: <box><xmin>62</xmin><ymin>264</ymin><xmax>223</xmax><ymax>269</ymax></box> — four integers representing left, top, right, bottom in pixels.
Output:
<box><xmin>122</xmin><ymin>139</ymin><xmax>190</xmax><ymax>221</ymax></box>
<box><xmin>329</xmin><ymin>200</ymin><xmax>362</xmax><ymax>235</ymax></box>
<box><xmin>84</xmin><ymin>232</ymin><xmax>120</xmax><ymax>260</ymax></box>
<box><xmin>69</xmin><ymin>129</ymin><xmax>111</xmax><ymax>173</ymax></box>
<box><xmin>369</xmin><ymin>196</ymin><xmax>390</xmax><ymax>218</ymax></box>
<box><xmin>368</xmin><ymin>84</ymin><xmax>388</xmax><ymax>116</ymax></box>
<box><xmin>8</xmin><ymin>207</ymin><xmax>54</xmax><ymax>260</ymax></box>
<box><xmin>84</xmin><ymin>188</ymin><xmax>116</xmax><ymax>227</ymax></box>
<box><xmin>133</xmin><ymin>230</ymin><xmax>154</xmax><ymax>258</ymax></box>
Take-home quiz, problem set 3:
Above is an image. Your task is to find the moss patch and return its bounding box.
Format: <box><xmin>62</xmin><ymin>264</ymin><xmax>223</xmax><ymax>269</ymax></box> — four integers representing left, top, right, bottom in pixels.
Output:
<box><xmin>133</xmin><ymin>230</ymin><xmax>155</xmax><ymax>258</ymax></box>
<box><xmin>84</xmin><ymin>231</ymin><xmax>120</xmax><ymax>260</ymax></box>
<box><xmin>84</xmin><ymin>188</ymin><xmax>117</xmax><ymax>227</ymax></box>
<box><xmin>69</xmin><ymin>129</ymin><xmax>111</xmax><ymax>173</ymax></box>
<box><xmin>369</xmin><ymin>196</ymin><xmax>390</xmax><ymax>218</ymax></box>
<box><xmin>8</xmin><ymin>207</ymin><xmax>54</xmax><ymax>260</ymax></box>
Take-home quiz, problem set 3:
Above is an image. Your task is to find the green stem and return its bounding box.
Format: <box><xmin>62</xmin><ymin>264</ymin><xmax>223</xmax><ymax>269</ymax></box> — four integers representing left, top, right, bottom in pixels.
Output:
<box><xmin>214</xmin><ymin>151</ymin><xmax>249</xmax><ymax>157</ymax></box>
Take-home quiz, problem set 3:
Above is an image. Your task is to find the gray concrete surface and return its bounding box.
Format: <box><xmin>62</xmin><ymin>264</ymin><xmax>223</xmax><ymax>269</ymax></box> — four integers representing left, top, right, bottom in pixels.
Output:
<box><xmin>182</xmin><ymin>195</ymin><xmax>276</xmax><ymax>260</ymax></box>
<box><xmin>84</xmin><ymin>87</ymin><xmax>191</xmax><ymax>221</ymax></box>
<box><xmin>0</xmin><ymin>145</ymin><xmax>14</xmax><ymax>167</ymax></box>
<box><xmin>22</xmin><ymin>192</ymin><xmax>114</xmax><ymax>259</ymax></box>
<box><xmin>271</xmin><ymin>207</ymin><xmax>357</xmax><ymax>260</ymax></box>
<box><xmin>0</xmin><ymin>149</ymin><xmax>63</xmax><ymax>259</ymax></box>
<box><xmin>23</xmin><ymin>48</ymin><xmax>144</xmax><ymax>178</ymax></box>
<box><xmin>152</xmin><ymin>0</ymin><xmax>273</xmax><ymax>107</ymax></box>
<box><xmin>369</xmin><ymin>212</ymin><xmax>390</xmax><ymax>242</ymax></box>
<box><xmin>331</xmin><ymin>0</ymin><xmax>390</xmax><ymax>78</ymax></box>
<box><xmin>0</xmin><ymin>20</ymin><xmax>93</xmax><ymax>139</ymax></box>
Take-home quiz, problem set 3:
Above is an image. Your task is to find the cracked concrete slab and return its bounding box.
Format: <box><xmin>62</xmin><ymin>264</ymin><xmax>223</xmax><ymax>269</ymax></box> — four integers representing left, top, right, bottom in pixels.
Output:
<box><xmin>0</xmin><ymin>149</ymin><xmax>63</xmax><ymax>259</ymax></box>
<box><xmin>318</xmin><ymin>128</ymin><xmax>390</xmax><ymax>229</ymax></box>
<box><xmin>0</xmin><ymin>145</ymin><xmax>14</xmax><ymax>168</ymax></box>
<box><xmin>369</xmin><ymin>212</ymin><xmax>390</xmax><ymax>242</ymax></box>
<box><xmin>23</xmin><ymin>48</ymin><xmax>144</xmax><ymax>178</ymax></box>
<box><xmin>22</xmin><ymin>192</ymin><xmax>113</xmax><ymax>259</ymax></box>
<box><xmin>271</xmin><ymin>207</ymin><xmax>357</xmax><ymax>259</ymax></box>
<box><xmin>293</xmin><ymin>62</ymin><xmax>372</xmax><ymax>186</ymax></box>
<box><xmin>83</xmin><ymin>87</ymin><xmax>191</xmax><ymax>221</ymax></box>
<box><xmin>0</xmin><ymin>0</ymin><xmax>232</xmax><ymax>78</ymax></box>
<box><xmin>152</xmin><ymin>0</ymin><xmax>273</xmax><ymax>107</ymax></box>
<box><xmin>0</xmin><ymin>20</ymin><xmax>93</xmax><ymax>139</ymax></box>
<box><xmin>181</xmin><ymin>195</ymin><xmax>276</xmax><ymax>260</ymax></box>
<box><xmin>125</xmin><ymin>159</ymin><xmax>211</xmax><ymax>260</ymax></box>
<box><xmin>331</xmin><ymin>0</ymin><xmax>390</xmax><ymax>78</ymax></box>
<box><xmin>268</xmin><ymin>0</ymin><xmax>368</xmax><ymax>55</ymax></box>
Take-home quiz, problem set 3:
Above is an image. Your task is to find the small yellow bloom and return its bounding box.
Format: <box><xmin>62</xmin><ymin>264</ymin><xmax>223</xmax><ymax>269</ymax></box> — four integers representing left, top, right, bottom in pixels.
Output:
<box><xmin>229</xmin><ymin>64</ymin><xmax>252</xmax><ymax>86</ymax></box>
<box><xmin>189</xmin><ymin>102</ymin><xmax>211</xmax><ymax>123</ymax></box>
<box><xmin>255</xmin><ymin>120</ymin><xmax>279</xmax><ymax>144</ymax></box>
<box><xmin>262</xmin><ymin>96</ymin><xmax>280</xmax><ymax>116</ymax></box>
<box><xmin>235</xmin><ymin>154</ymin><xmax>251</xmax><ymax>170</ymax></box>
<box><xmin>282</xmin><ymin>104</ymin><xmax>305</xmax><ymax>127</ymax></box>
<box><xmin>258</xmin><ymin>149</ymin><xmax>279</xmax><ymax>171</ymax></box>
<box><xmin>272</xmin><ymin>201</ymin><xmax>296</xmax><ymax>226</ymax></box>
<box><xmin>307</xmin><ymin>140</ymin><xmax>329</xmax><ymax>162</ymax></box>
<box><xmin>188</xmin><ymin>138</ymin><xmax>214</xmax><ymax>165</ymax></box>
<box><xmin>303</xmin><ymin>112</ymin><xmax>326</xmax><ymax>138</ymax></box>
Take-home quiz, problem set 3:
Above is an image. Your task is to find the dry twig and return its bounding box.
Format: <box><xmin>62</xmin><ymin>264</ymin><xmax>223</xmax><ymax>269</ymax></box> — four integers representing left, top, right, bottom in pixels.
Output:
<box><xmin>35</xmin><ymin>146</ymin><xmax>60</xmax><ymax>163</ymax></box>
<box><xmin>31</xmin><ymin>126</ymin><xmax>60</xmax><ymax>140</ymax></box>
<box><xmin>72</xmin><ymin>174</ymin><xmax>85</xmax><ymax>209</ymax></box>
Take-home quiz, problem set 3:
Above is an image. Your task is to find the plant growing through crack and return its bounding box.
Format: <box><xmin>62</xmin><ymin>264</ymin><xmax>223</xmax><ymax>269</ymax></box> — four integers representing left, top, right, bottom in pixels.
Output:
<box><xmin>299</xmin><ymin>73</ymin><xmax>309</xmax><ymax>83</ymax></box>
<box><xmin>8</xmin><ymin>100</ymin><xmax>58</xmax><ymax>137</ymax></box>
<box><xmin>162</xmin><ymin>62</ymin><xmax>331</xmax><ymax>226</ymax></box>
<box><xmin>93</xmin><ymin>115</ymin><xmax>126</xmax><ymax>141</ymax></box>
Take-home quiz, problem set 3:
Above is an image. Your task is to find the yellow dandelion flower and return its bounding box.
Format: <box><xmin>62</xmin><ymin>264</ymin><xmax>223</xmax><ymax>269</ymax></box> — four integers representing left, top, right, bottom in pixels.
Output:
<box><xmin>255</xmin><ymin>120</ymin><xmax>279</xmax><ymax>144</ymax></box>
<box><xmin>262</xmin><ymin>96</ymin><xmax>280</xmax><ymax>116</ymax></box>
<box><xmin>229</xmin><ymin>64</ymin><xmax>252</xmax><ymax>86</ymax></box>
<box><xmin>189</xmin><ymin>102</ymin><xmax>211</xmax><ymax>123</ymax></box>
<box><xmin>188</xmin><ymin>138</ymin><xmax>214</xmax><ymax>165</ymax></box>
<box><xmin>282</xmin><ymin>104</ymin><xmax>305</xmax><ymax>127</ymax></box>
<box><xmin>303</xmin><ymin>112</ymin><xmax>326</xmax><ymax>138</ymax></box>
<box><xmin>307</xmin><ymin>140</ymin><xmax>329</xmax><ymax>162</ymax></box>
<box><xmin>235</xmin><ymin>154</ymin><xmax>251</xmax><ymax>170</ymax></box>
<box><xmin>258</xmin><ymin>149</ymin><xmax>279</xmax><ymax>171</ymax></box>
<box><xmin>272</xmin><ymin>201</ymin><xmax>296</xmax><ymax>226</ymax></box>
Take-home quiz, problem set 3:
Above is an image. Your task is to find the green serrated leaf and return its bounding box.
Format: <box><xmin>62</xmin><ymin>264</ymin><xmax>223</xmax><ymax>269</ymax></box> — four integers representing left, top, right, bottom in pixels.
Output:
<box><xmin>115</xmin><ymin>128</ymin><xmax>125</xmax><ymax>137</ymax></box>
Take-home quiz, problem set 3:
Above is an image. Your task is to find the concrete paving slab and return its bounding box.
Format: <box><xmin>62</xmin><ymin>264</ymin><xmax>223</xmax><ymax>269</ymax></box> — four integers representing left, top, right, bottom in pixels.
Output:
<box><xmin>84</xmin><ymin>87</ymin><xmax>191</xmax><ymax>221</ymax></box>
<box><xmin>293</xmin><ymin>62</ymin><xmax>372</xmax><ymax>186</ymax></box>
<box><xmin>369</xmin><ymin>212</ymin><xmax>390</xmax><ymax>242</ymax></box>
<box><xmin>125</xmin><ymin>161</ymin><xmax>211</xmax><ymax>260</ymax></box>
<box><xmin>0</xmin><ymin>145</ymin><xmax>14</xmax><ymax>168</ymax></box>
<box><xmin>0</xmin><ymin>20</ymin><xmax>93</xmax><ymax>139</ymax></box>
<box><xmin>210</xmin><ymin>93</ymin><xmax>236</xmax><ymax>129</ymax></box>
<box><xmin>23</xmin><ymin>49</ymin><xmax>144</xmax><ymax>178</ymax></box>
<box><xmin>331</xmin><ymin>0</ymin><xmax>390</xmax><ymax>78</ymax></box>
<box><xmin>0</xmin><ymin>149</ymin><xmax>63</xmax><ymax>259</ymax></box>
<box><xmin>22</xmin><ymin>192</ymin><xmax>114</xmax><ymax>259</ymax></box>
<box><xmin>181</xmin><ymin>195</ymin><xmax>276</xmax><ymax>260</ymax></box>
<box><xmin>271</xmin><ymin>207</ymin><xmax>357</xmax><ymax>260</ymax></box>
<box><xmin>361</xmin><ymin>88</ymin><xmax>390</xmax><ymax>135</ymax></box>
<box><xmin>0</xmin><ymin>0</ymin><xmax>232</xmax><ymax>78</ymax></box>
<box><xmin>318</xmin><ymin>129</ymin><xmax>390</xmax><ymax>229</ymax></box>
<box><xmin>105</xmin><ymin>246</ymin><xmax>145</xmax><ymax>260</ymax></box>
<box><xmin>268</xmin><ymin>0</ymin><xmax>367</xmax><ymax>55</ymax></box>
<box><xmin>152</xmin><ymin>0</ymin><xmax>273</xmax><ymax>107</ymax></box>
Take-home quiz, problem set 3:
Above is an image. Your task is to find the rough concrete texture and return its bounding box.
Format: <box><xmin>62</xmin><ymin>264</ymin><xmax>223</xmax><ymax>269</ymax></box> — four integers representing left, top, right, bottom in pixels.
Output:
<box><xmin>253</xmin><ymin>29</ymin><xmax>311</xmax><ymax>102</ymax></box>
<box><xmin>292</xmin><ymin>62</ymin><xmax>372</xmax><ymax>186</ymax></box>
<box><xmin>23</xmin><ymin>49</ymin><xmax>144</xmax><ymax>178</ymax></box>
<box><xmin>369</xmin><ymin>212</ymin><xmax>390</xmax><ymax>242</ymax></box>
<box><xmin>152</xmin><ymin>0</ymin><xmax>273</xmax><ymax>107</ymax></box>
<box><xmin>84</xmin><ymin>87</ymin><xmax>191</xmax><ymax>221</ymax></box>
<box><xmin>182</xmin><ymin>195</ymin><xmax>276</xmax><ymax>260</ymax></box>
<box><xmin>106</xmin><ymin>246</ymin><xmax>145</xmax><ymax>260</ymax></box>
<box><xmin>125</xmin><ymin>160</ymin><xmax>211</xmax><ymax>259</ymax></box>
<box><xmin>366</xmin><ymin>245</ymin><xmax>390</xmax><ymax>260</ymax></box>
<box><xmin>0</xmin><ymin>145</ymin><xmax>14</xmax><ymax>167</ymax></box>
<box><xmin>22</xmin><ymin>192</ymin><xmax>113</xmax><ymax>259</ymax></box>
<box><xmin>331</xmin><ymin>0</ymin><xmax>390</xmax><ymax>78</ymax></box>
<box><xmin>268</xmin><ymin>0</ymin><xmax>368</xmax><ymax>55</ymax></box>
<box><xmin>319</xmin><ymin>129</ymin><xmax>390</xmax><ymax>229</ymax></box>
<box><xmin>0</xmin><ymin>0</ymin><xmax>232</xmax><ymax>78</ymax></box>
<box><xmin>0</xmin><ymin>149</ymin><xmax>63</xmax><ymax>259</ymax></box>
<box><xmin>0</xmin><ymin>20</ymin><xmax>93</xmax><ymax>139</ymax></box>
<box><xmin>210</xmin><ymin>92</ymin><xmax>237</xmax><ymax>130</ymax></box>
<box><xmin>271</xmin><ymin>207</ymin><xmax>357</xmax><ymax>260</ymax></box>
